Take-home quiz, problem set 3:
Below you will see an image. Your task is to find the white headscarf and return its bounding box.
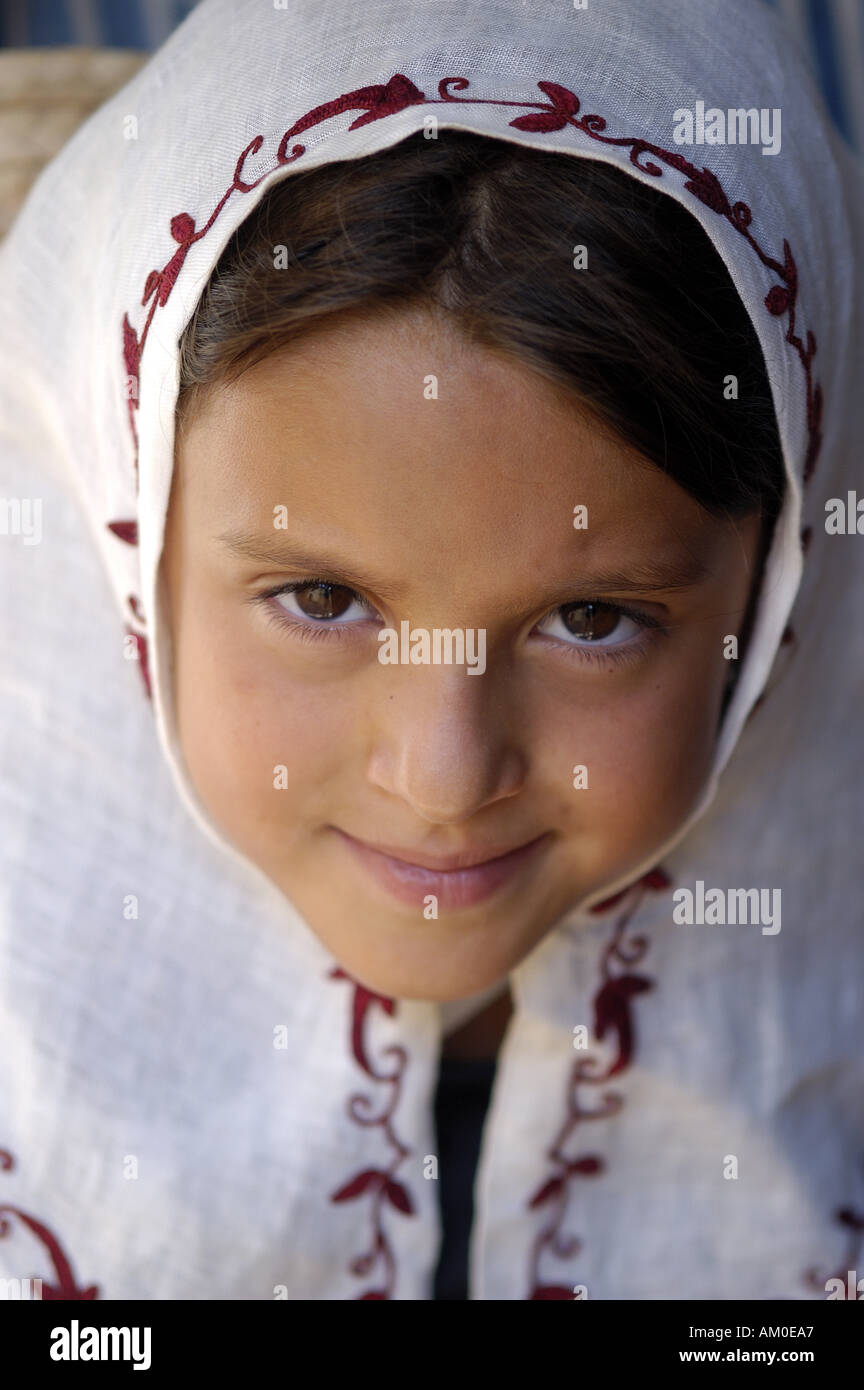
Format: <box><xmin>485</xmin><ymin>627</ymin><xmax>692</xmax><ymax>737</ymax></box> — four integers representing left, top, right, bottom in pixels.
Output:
<box><xmin>1</xmin><ymin>0</ymin><xmax>862</xmax><ymax>1301</ymax></box>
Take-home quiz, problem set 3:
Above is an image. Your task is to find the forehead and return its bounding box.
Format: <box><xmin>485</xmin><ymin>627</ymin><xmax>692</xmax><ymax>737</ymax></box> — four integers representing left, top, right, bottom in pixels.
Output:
<box><xmin>172</xmin><ymin>305</ymin><xmax>739</xmax><ymax>591</ymax></box>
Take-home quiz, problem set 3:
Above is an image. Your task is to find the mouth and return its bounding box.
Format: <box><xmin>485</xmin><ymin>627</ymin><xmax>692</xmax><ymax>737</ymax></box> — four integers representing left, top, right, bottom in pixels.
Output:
<box><xmin>332</xmin><ymin>827</ymin><xmax>552</xmax><ymax>911</ymax></box>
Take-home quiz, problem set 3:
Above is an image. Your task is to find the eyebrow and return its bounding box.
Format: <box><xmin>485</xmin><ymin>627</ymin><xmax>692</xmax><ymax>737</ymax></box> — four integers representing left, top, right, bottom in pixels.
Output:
<box><xmin>216</xmin><ymin>527</ymin><xmax>713</xmax><ymax>608</ymax></box>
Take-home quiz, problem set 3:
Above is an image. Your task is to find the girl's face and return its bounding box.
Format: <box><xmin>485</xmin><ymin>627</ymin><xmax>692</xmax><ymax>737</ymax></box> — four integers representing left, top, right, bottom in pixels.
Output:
<box><xmin>162</xmin><ymin>304</ymin><xmax>762</xmax><ymax>1001</ymax></box>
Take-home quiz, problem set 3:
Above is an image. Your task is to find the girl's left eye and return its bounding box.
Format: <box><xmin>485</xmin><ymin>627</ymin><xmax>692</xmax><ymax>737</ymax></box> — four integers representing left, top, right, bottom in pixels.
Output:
<box><xmin>535</xmin><ymin>600</ymin><xmax>655</xmax><ymax>648</ymax></box>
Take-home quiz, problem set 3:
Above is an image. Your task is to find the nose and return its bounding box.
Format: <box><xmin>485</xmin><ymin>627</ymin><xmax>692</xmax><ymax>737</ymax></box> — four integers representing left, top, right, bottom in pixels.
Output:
<box><xmin>366</xmin><ymin>663</ymin><xmax>526</xmax><ymax>823</ymax></box>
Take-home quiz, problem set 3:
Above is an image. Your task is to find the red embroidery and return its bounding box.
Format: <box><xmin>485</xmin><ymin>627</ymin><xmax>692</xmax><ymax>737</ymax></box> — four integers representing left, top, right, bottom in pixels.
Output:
<box><xmin>112</xmin><ymin>72</ymin><xmax>821</xmax><ymax>707</ymax></box>
<box><xmin>118</xmin><ymin>73</ymin><xmax>822</xmax><ymax>484</ymax></box>
<box><xmin>0</xmin><ymin>1149</ymin><xmax>99</xmax><ymax>1299</ymax></box>
<box><xmin>106</xmin><ymin>519</ymin><xmax>138</xmax><ymax>546</ymax></box>
<box><xmin>526</xmin><ymin>867</ymin><xmax>671</xmax><ymax>1299</ymax></box>
<box><xmin>127</xmin><ymin>594</ymin><xmax>146</xmax><ymax>624</ymax></box>
<box><xmin>328</xmin><ymin>967</ymin><xmax>415</xmax><ymax>1300</ymax></box>
<box><xmin>124</xmin><ymin>627</ymin><xmax>151</xmax><ymax>700</ymax></box>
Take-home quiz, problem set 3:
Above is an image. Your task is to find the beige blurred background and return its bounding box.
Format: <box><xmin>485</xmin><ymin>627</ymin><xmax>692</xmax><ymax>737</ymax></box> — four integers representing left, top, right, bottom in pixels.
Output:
<box><xmin>0</xmin><ymin>47</ymin><xmax>145</xmax><ymax>238</ymax></box>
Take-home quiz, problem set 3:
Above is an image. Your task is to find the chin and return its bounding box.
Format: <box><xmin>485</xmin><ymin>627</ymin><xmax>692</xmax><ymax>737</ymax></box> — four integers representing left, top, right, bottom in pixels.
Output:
<box><xmin>345</xmin><ymin>963</ymin><xmax>505</xmax><ymax>1004</ymax></box>
<box><xmin>313</xmin><ymin>912</ymin><xmax>535</xmax><ymax>1003</ymax></box>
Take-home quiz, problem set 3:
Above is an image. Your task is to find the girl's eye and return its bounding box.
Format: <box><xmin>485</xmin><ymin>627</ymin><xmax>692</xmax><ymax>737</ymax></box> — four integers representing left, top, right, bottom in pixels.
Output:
<box><xmin>536</xmin><ymin>600</ymin><xmax>651</xmax><ymax>648</ymax></box>
<box><xmin>269</xmin><ymin>579</ymin><xmax>375</xmax><ymax>625</ymax></box>
<box><xmin>251</xmin><ymin>583</ymin><xmax>662</xmax><ymax>662</ymax></box>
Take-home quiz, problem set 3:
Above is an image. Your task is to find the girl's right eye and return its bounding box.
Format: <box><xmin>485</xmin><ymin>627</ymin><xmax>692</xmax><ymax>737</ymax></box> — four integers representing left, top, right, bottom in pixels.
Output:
<box><xmin>262</xmin><ymin>579</ymin><xmax>377</xmax><ymax>627</ymax></box>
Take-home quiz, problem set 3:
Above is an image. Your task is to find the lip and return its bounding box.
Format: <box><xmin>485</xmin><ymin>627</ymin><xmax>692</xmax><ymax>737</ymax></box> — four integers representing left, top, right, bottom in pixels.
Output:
<box><xmin>333</xmin><ymin>827</ymin><xmax>552</xmax><ymax>911</ymax></box>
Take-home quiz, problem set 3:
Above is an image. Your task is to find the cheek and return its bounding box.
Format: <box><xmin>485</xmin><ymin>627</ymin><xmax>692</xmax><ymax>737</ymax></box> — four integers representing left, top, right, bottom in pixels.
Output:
<box><xmin>534</xmin><ymin>640</ymin><xmax>728</xmax><ymax>869</ymax></box>
<box><xmin>171</xmin><ymin>603</ymin><xmax>355</xmax><ymax>837</ymax></box>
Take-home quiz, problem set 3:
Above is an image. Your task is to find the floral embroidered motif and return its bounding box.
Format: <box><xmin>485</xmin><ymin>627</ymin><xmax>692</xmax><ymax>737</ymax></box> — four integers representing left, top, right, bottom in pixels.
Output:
<box><xmin>106</xmin><ymin>520</ymin><xmax>138</xmax><ymax>546</ymax></box>
<box><xmin>109</xmin><ymin>72</ymin><xmax>821</xmax><ymax>701</ymax></box>
<box><xmin>526</xmin><ymin>867</ymin><xmax>671</xmax><ymax>1299</ymax></box>
<box><xmin>0</xmin><ymin>1149</ymin><xmax>99</xmax><ymax>1299</ymax></box>
<box><xmin>328</xmin><ymin>968</ymin><xmax>415</xmax><ymax>1299</ymax></box>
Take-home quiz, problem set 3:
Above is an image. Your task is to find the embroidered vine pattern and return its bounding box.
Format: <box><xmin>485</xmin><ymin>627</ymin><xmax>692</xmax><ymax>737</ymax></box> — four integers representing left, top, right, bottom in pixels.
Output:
<box><xmin>108</xmin><ymin>71</ymin><xmax>821</xmax><ymax>703</ymax></box>
<box><xmin>328</xmin><ymin>967</ymin><xmax>415</xmax><ymax>1300</ymax></box>
<box><xmin>0</xmin><ymin>1148</ymin><xmax>99</xmax><ymax>1299</ymax></box>
<box><xmin>526</xmin><ymin>867</ymin><xmax>671</xmax><ymax>1300</ymax></box>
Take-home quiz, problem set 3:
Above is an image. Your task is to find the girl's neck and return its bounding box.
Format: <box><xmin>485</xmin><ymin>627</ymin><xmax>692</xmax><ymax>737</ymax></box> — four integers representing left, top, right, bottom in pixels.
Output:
<box><xmin>440</xmin><ymin>987</ymin><xmax>514</xmax><ymax>1062</ymax></box>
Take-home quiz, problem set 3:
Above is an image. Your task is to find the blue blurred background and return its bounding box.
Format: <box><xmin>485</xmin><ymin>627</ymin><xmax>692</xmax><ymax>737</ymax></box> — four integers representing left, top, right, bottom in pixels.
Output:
<box><xmin>0</xmin><ymin>0</ymin><xmax>197</xmax><ymax>50</ymax></box>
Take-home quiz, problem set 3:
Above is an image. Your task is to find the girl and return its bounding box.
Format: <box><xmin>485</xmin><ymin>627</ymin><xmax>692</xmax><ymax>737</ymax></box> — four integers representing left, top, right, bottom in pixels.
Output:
<box><xmin>0</xmin><ymin>0</ymin><xmax>861</xmax><ymax>1301</ymax></box>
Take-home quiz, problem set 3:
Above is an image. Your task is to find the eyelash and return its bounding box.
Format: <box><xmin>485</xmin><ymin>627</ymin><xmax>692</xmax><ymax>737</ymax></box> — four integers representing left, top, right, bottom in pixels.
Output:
<box><xmin>250</xmin><ymin>578</ymin><xmax>666</xmax><ymax>666</ymax></box>
<box><xmin>252</xmin><ymin>578</ymin><xmax>376</xmax><ymax>646</ymax></box>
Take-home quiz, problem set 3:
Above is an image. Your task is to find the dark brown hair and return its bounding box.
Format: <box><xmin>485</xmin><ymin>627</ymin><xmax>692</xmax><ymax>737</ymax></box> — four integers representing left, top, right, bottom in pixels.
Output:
<box><xmin>176</xmin><ymin>128</ymin><xmax>784</xmax><ymax>523</ymax></box>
